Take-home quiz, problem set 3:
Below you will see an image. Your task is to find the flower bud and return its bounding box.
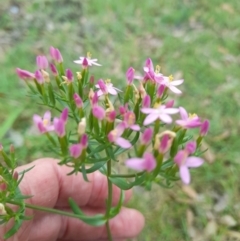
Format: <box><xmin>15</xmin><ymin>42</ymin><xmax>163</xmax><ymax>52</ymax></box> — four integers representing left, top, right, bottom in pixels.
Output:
<box><xmin>165</xmin><ymin>100</ymin><xmax>174</xmax><ymax>108</ymax></box>
<box><xmin>16</xmin><ymin>68</ymin><xmax>35</xmax><ymax>80</ymax></box>
<box><xmin>142</xmin><ymin>95</ymin><xmax>151</xmax><ymax>108</ymax></box>
<box><xmin>200</xmin><ymin>120</ymin><xmax>210</xmax><ymax>136</ymax></box>
<box><xmin>78</xmin><ymin>118</ymin><xmax>86</xmax><ymax>136</ymax></box>
<box><xmin>73</xmin><ymin>93</ymin><xmax>83</xmax><ymax>108</ymax></box>
<box><xmin>0</xmin><ymin>203</ymin><xmax>6</xmax><ymax>215</ymax></box>
<box><xmin>80</xmin><ymin>134</ymin><xmax>88</xmax><ymax>149</ymax></box>
<box><xmin>141</xmin><ymin>128</ymin><xmax>153</xmax><ymax>145</ymax></box>
<box><xmin>35</xmin><ymin>70</ymin><xmax>44</xmax><ymax>84</ymax></box>
<box><xmin>92</xmin><ymin>106</ymin><xmax>105</xmax><ymax>120</ymax></box>
<box><xmin>126</xmin><ymin>67</ymin><xmax>135</xmax><ymax>85</ymax></box>
<box><xmin>36</xmin><ymin>55</ymin><xmax>48</xmax><ymax>69</ymax></box>
<box><xmin>50</xmin><ymin>63</ymin><xmax>58</xmax><ymax>76</ymax></box>
<box><xmin>157</xmin><ymin>84</ymin><xmax>165</xmax><ymax>98</ymax></box>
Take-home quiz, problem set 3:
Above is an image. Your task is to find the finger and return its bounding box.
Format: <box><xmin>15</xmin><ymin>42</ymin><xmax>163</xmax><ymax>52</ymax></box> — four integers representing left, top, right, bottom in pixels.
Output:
<box><xmin>27</xmin><ymin>207</ymin><xmax>144</xmax><ymax>241</ymax></box>
<box><xmin>17</xmin><ymin>158</ymin><xmax>132</xmax><ymax>208</ymax></box>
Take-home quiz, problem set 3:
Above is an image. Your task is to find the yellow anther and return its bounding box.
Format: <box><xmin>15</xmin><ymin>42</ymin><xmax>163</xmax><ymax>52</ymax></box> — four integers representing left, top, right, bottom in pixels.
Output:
<box><xmin>169</xmin><ymin>75</ymin><xmax>174</xmax><ymax>81</ymax></box>
<box><xmin>155</xmin><ymin>65</ymin><xmax>161</xmax><ymax>73</ymax></box>
<box><xmin>153</xmin><ymin>102</ymin><xmax>161</xmax><ymax>109</ymax></box>
<box><xmin>189</xmin><ymin>113</ymin><xmax>197</xmax><ymax>119</ymax></box>
<box><xmin>43</xmin><ymin>119</ymin><xmax>49</xmax><ymax>127</ymax></box>
<box><xmin>87</xmin><ymin>52</ymin><xmax>92</xmax><ymax>59</ymax></box>
<box><xmin>105</xmin><ymin>79</ymin><xmax>111</xmax><ymax>84</ymax></box>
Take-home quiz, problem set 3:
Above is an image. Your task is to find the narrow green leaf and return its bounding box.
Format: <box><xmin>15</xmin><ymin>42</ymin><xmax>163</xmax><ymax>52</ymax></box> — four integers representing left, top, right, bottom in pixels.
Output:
<box><xmin>4</xmin><ymin>217</ymin><xmax>23</xmax><ymax>239</ymax></box>
<box><xmin>69</xmin><ymin>198</ymin><xmax>106</xmax><ymax>226</ymax></box>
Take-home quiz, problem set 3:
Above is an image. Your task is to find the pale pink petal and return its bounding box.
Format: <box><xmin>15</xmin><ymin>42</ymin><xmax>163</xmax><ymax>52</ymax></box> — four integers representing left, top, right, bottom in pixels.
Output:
<box><xmin>174</xmin><ymin>150</ymin><xmax>185</xmax><ymax>166</ymax></box>
<box><xmin>33</xmin><ymin>115</ymin><xmax>42</xmax><ymax>124</ymax></box>
<box><xmin>143</xmin><ymin>113</ymin><xmax>159</xmax><ymax>125</ymax></box>
<box><xmin>164</xmin><ymin>107</ymin><xmax>179</xmax><ymax>114</ymax></box>
<box><xmin>171</xmin><ymin>79</ymin><xmax>184</xmax><ymax>85</ymax></box>
<box><xmin>159</xmin><ymin>113</ymin><xmax>172</xmax><ymax>123</ymax></box>
<box><xmin>185</xmin><ymin>157</ymin><xmax>204</xmax><ymax>168</ymax></box>
<box><xmin>168</xmin><ymin>85</ymin><xmax>182</xmax><ymax>94</ymax></box>
<box><xmin>179</xmin><ymin>107</ymin><xmax>188</xmax><ymax>120</ymax></box>
<box><xmin>108</xmin><ymin>87</ymin><xmax>118</xmax><ymax>95</ymax></box>
<box><xmin>43</xmin><ymin>111</ymin><xmax>51</xmax><ymax>121</ymax></box>
<box><xmin>115</xmin><ymin>137</ymin><xmax>131</xmax><ymax>149</ymax></box>
<box><xmin>141</xmin><ymin>108</ymin><xmax>155</xmax><ymax>114</ymax></box>
<box><xmin>180</xmin><ymin>165</ymin><xmax>191</xmax><ymax>184</ymax></box>
<box><xmin>125</xmin><ymin>158</ymin><xmax>145</xmax><ymax>171</ymax></box>
<box><xmin>143</xmin><ymin>153</ymin><xmax>156</xmax><ymax>171</ymax></box>
<box><xmin>130</xmin><ymin>124</ymin><xmax>140</xmax><ymax>131</ymax></box>
<box><xmin>97</xmin><ymin>90</ymin><xmax>104</xmax><ymax>96</ymax></box>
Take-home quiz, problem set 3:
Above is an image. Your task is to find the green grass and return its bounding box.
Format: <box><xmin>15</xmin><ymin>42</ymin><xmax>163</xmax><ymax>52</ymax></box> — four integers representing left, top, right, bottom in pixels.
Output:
<box><xmin>1</xmin><ymin>0</ymin><xmax>240</xmax><ymax>240</ymax></box>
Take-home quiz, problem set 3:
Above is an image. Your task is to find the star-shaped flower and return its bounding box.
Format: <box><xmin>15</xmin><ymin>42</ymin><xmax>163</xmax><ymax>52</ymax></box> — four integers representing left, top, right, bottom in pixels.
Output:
<box><xmin>176</xmin><ymin>107</ymin><xmax>202</xmax><ymax>129</ymax></box>
<box><xmin>174</xmin><ymin>141</ymin><xmax>204</xmax><ymax>184</ymax></box>
<box><xmin>162</xmin><ymin>75</ymin><xmax>184</xmax><ymax>94</ymax></box>
<box><xmin>74</xmin><ymin>52</ymin><xmax>101</xmax><ymax>67</ymax></box>
<box><xmin>141</xmin><ymin>105</ymin><xmax>179</xmax><ymax>125</ymax></box>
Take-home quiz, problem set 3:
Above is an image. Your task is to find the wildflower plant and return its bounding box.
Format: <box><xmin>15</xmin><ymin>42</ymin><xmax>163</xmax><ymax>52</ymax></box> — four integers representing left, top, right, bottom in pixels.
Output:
<box><xmin>0</xmin><ymin>48</ymin><xmax>209</xmax><ymax>240</ymax></box>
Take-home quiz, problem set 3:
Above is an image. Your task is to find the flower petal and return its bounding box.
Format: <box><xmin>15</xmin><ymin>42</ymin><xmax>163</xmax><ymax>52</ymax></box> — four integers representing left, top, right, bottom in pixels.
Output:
<box><xmin>159</xmin><ymin>113</ymin><xmax>172</xmax><ymax>123</ymax></box>
<box><xmin>141</xmin><ymin>108</ymin><xmax>155</xmax><ymax>114</ymax></box>
<box><xmin>125</xmin><ymin>158</ymin><xmax>145</xmax><ymax>171</ymax></box>
<box><xmin>185</xmin><ymin>157</ymin><xmax>204</xmax><ymax>168</ymax></box>
<box><xmin>179</xmin><ymin>107</ymin><xmax>188</xmax><ymax>120</ymax></box>
<box><xmin>168</xmin><ymin>85</ymin><xmax>182</xmax><ymax>94</ymax></box>
<box><xmin>130</xmin><ymin>124</ymin><xmax>140</xmax><ymax>131</ymax></box>
<box><xmin>143</xmin><ymin>113</ymin><xmax>159</xmax><ymax>125</ymax></box>
<box><xmin>115</xmin><ymin>137</ymin><xmax>132</xmax><ymax>148</ymax></box>
<box><xmin>180</xmin><ymin>165</ymin><xmax>191</xmax><ymax>184</ymax></box>
<box><xmin>171</xmin><ymin>79</ymin><xmax>184</xmax><ymax>85</ymax></box>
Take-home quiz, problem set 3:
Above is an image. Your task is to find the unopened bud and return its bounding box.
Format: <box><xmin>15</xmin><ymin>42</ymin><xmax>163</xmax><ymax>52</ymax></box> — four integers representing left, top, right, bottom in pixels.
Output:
<box><xmin>78</xmin><ymin>118</ymin><xmax>86</xmax><ymax>136</ymax></box>
<box><xmin>0</xmin><ymin>203</ymin><xmax>6</xmax><ymax>215</ymax></box>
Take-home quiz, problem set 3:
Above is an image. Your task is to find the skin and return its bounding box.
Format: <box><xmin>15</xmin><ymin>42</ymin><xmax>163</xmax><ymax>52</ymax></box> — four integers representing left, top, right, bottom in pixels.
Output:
<box><xmin>0</xmin><ymin>158</ymin><xmax>145</xmax><ymax>241</ymax></box>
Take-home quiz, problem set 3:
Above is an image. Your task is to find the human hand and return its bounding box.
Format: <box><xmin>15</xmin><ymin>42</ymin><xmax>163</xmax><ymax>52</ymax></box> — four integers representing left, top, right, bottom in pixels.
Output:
<box><xmin>0</xmin><ymin>158</ymin><xmax>144</xmax><ymax>241</ymax></box>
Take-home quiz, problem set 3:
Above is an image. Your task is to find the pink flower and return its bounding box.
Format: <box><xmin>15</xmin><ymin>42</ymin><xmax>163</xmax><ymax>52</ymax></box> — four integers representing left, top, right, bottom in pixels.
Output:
<box><xmin>49</xmin><ymin>46</ymin><xmax>63</xmax><ymax>63</ymax></box>
<box><xmin>176</xmin><ymin>107</ymin><xmax>202</xmax><ymax>129</ymax></box>
<box><xmin>92</xmin><ymin>106</ymin><xmax>105</xmax><ymax>120</ymax></box>
<box><xmin>106</xmin><ymin>110</ymin><xmax>116</xmax><ymax>122</ymax></box>
<box><xmin>33</xmin><ymin>111</ymin><xmax>54</xmax><ymax>134</ymax></box>
<box><xmin>74</xmin><ymin>52</ymin><xmax>101</xmax><ymax>67</ymax></box>
<box><xmin>95</xmin><ymin>79</ymin><xmax>121</xmax><ymax>96</ymax></box>
<box><xmin>142</xmin><ymin>95</ymin><xmax>151</xmax><ymax>108</ymax></box>
<box><xmin>108</xmin><ymin>123</ymin><xmax>131</xmax><ymax>149</ymax></box>
<box><xmin>126</xmin><ymin>67</ymin><xmax>135</xmax><ymax>85</ymax></box>
<box><xmin>53</xmin><ymin>108</ymin><xmax>68</xmax><ymax>137</ymax></box>
<box><xmin>141</xmin><ymin>105</ymin><xmax>179</xmax><ymax>125</ymax></box>
<box><xmin>157</xmin><ymin>84</ymin><xmax>165</xmax><ymax>98</ymax></box>
<box><xmin>36</xmin><ymin>55</ymin><xmax>48</xmax><ymax>69</ymax></box>
<box><xmin>69</xmin><ymin>144</ymin><xmax>82</xmax><ymax>159</ymax></box>
<box><xmin>16</xmin><ymin>68</ymin><xmax>35</xmax><ymax>80</ymax></box>
<box><xmin>125</xmin><ymin>152</ymin><xmax>156</xmax><ymax>172</ymax></box>
<box><xmin>73</xmin><ymin>93</ymin><xmax>83</xmax><ymax>108</ymax></box>
<box><xmin>69</xmin><ymin>134</ymin><xmax>88</xmax><ymax>158</ymax></box>
<box><xmin>66</xmin><ymin>69</ymin><xmax>73</xmax><ymax>82</ymax></box>
<box><xmin>174</xmin><ymin>142</ymin><xmax>204</xmax><ymax>184</ymax></box>
<box><xmin>35</xmin><ymin>70</ymin><xmax>44</xmax><ymax>84</ymax></box>
<box><xmin>49</xmin><ymin>63</ymin><xmax>58</xmax><ymax>76</ymax></box>
<box><xmin>162</xmin><ymin>75</ymin><xmax>184</xmax><ymax>94</ymax></box>
<box><xmin>200</xmin><ymin>120</ymin><xmax>210</xmax><ymax>136</ymax></box>
<box><xmin>123</xmin><ymin>111</ymin><xmax>140</xmax><ymax>131</ymax></box>
<box><xmin>143</xmin><ymin>58</ymin><xmax>164</xmax><ymax>83</ymax></box>
<box><xmin>141</xmin><ymin>128</ymin><xmax>153</xmax><ymax>145</ymax></box>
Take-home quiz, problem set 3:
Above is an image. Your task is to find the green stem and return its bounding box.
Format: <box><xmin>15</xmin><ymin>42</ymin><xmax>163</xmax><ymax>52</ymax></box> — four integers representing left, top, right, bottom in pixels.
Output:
<box><xmin>105</xmin><ymin>160</ymin><xmax>113</xmax><ymax>241</ymax></box>
<box><xmin>7</xmin><ymin>200</ymin><xmax>82</xmax><ymax>219</ymax></box>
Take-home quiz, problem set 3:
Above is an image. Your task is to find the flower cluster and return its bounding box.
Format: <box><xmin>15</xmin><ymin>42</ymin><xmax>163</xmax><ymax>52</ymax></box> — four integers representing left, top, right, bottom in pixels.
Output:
<box><xmin>16</xmin><ymin>48</ymin><xmax>209</xmax><ymax>185</ymax></box>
